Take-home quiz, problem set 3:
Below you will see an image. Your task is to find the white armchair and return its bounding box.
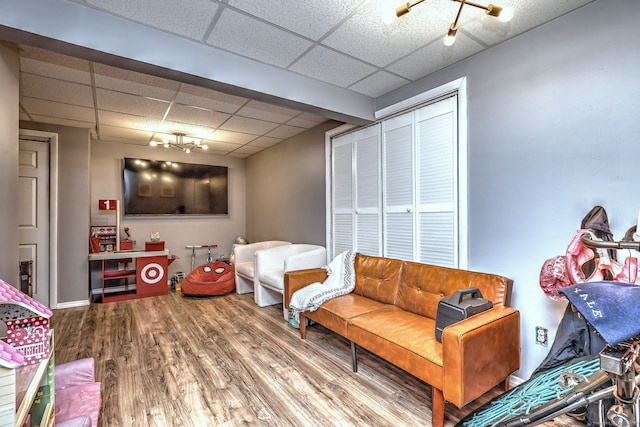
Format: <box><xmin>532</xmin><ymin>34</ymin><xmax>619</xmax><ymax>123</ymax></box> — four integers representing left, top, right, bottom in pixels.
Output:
<box><xmin>255</xmin><ymin>244</ymin><xmax>327</xmax><ymax>319</ymax></box>
<box><xmin>233</xmin><ymin>241</ymin><xmax>291</xmax><ymax>294</ymax></box>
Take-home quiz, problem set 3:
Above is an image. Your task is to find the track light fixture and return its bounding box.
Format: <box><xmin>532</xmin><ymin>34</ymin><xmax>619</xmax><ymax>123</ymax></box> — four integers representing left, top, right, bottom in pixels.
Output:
<box><xmin>396</xmin><ymin>0</ymin><xmax>513</xmax><ymax>46</ymax></box>
<box><xmin>149</xmin><ymin>132</ymin><xmax>208</xmax><ymax>153</ymax></box>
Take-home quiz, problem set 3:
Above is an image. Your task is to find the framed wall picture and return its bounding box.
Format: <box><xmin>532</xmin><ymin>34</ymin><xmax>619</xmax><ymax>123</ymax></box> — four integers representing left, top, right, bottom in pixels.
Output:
<box><xmin>160</xmin><ymin>183</ymin><xmax>175</xmax><ymax>198</ymax></box>
<box><xmin>138</xmin><ymin>182</ymin><xmax>152</xmax><ymax>197</ymax></box>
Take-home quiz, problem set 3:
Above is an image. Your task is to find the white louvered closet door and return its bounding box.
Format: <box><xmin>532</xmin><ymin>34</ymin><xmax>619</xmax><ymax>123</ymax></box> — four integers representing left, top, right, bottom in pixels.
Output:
<box><xmin>331</xmin><ymin>133</ymin><xmax>354</xmax><ymax>257</ymax></box>
<box><xmin>382</xmin><ymin>112</ymin><xmax>415</xmax><ymax>261</ymax></box>
<box><xmin>416</xmin><ymin>96</ymin><xmax>458</xmax><ymax>267</ymax></box>
<box><xmin>354</xmin><ymin>126</ymin><xmax>381</xmax><ymax>256</ymax></box>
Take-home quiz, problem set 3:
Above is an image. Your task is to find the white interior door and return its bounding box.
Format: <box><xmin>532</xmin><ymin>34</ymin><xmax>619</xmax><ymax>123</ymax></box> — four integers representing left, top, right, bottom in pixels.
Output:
<box><xmin>19</xmin><ymin>139</ymin><xmax>50</xmax><ymax>307</ymax></box>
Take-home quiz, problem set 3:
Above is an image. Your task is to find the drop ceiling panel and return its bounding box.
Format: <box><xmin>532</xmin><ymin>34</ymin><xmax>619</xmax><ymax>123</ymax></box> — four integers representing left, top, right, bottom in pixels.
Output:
<box><xmin>96</xmin><ymin>88</ymin><xmax>170</xmax><ymax>118</ymax></box>
<box><xmin>349</xmin><ymin>71</ymin><xmax>411</xmax><ymax>97</ymax></box>
<box><xmin>98</xmin><ymin>110</ymin><xmax>161</xmax><ymax>132</ymax></box>
<box><xmin>249</xmin><ymin>136</ymin><xmax>282</xmax><ymax>148</ymax></box>
<box><xmin>290</xmin><ymin>46</ymin><xmax>377</xmax><ymax>88</ymax></box>
<box><xmin>19</xmin><ymin>46</ymin><xmax>91</xmax><ymax>84</ymax></box>
<box><xmin>322</xmin><ymin>1</ymin><xmax>453</xmax><ymax>67</ymax></box>
<box><xmin>220</xmin><ymin>116</ymin><xmax>279</xmax><ymax>135</ymax></box>
<box><xmin>174</xmin><ymin>84</ymin><xmax>247</xmax><ymax>114</ymax></box>
<box><xmin>20</xmin><ymin>97</ymin><xmax>96</xmax><ymax>123</ymax></box>
<box><xmin>29</xmin><ymin>114</ymin><xmax>95</xmax><ymax>129</ymax></box>
<box><xmin>86</xmin><ymin>0</ymin><xmax>220</xmax><ymax>41</ymax></box>
<box><xmin>286</xmin><ymin>113</ymin><xmax>328</xmax><ymax>129</ymax></box>
<box><xmin>387</xmin><ymin>36</ymin><xmax>485</xmax><ymax>81</ymax></box>
<box><xmin>207</xmin><ymin>9</ymin><xmax>313</xmax><ymax>68</ymax></box>
<box><xmin>209</xmin><ymin>129</ymin><xmax>258</xmax><ymax>145</ymax></box>
<box><xmin>155</xmin><ymin>121</ymin><xmax>215</xmax><ymax>139</ymax></box>
<box><xmin>236</xmin><ymin>100</ymin><xmax>300</xmax><ymax>123</ymax></box>
<box><xmin>266</xmin><ymin>124</ymin><xmax>307</xmax><ymax>140</ymax></box>
<box><xmin>227</xmin><ymin>0</ymin><xmax>361</xmax><ymax>40</ymax></box>
<box><xmin>99</xmin><ymin>124</ymin><xmax>153</xmax><ymax>142</ymax></box>
<box><xmin>20</xmin><ymin>74</ymin><xmax>94</xmax><ymax>108</ymax></box>
<box><xmin>93</xmin><ymin>63</ymin><xmax>180</xmax><ymax>100</ymax></box>
<box><xmin>166</xmin><ymin>104</ymin><xmax>230</xmax><ymax>129</ymax></box>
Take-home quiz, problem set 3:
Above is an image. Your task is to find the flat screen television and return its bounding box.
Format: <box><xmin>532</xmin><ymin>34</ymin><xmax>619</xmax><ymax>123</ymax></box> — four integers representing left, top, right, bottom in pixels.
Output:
<box><xmin>122</xmin><ymin>157</ymin><xmax>228</xmax><ymax>216</ymax></box>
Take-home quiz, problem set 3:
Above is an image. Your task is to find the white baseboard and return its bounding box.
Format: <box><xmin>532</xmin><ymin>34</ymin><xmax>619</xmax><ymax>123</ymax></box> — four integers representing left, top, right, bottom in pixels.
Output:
<box><xmin>56</xmin><ymin>300</ymin><xmax>90</xmax><ymax>309</ymax></box>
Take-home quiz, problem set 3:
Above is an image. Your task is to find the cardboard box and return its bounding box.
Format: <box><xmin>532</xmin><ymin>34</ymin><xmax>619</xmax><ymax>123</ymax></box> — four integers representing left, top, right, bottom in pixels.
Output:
<box><xmin>145</xmin><ymin>241</ymin><xmax>165</xmax><ymax>251</ymax></box>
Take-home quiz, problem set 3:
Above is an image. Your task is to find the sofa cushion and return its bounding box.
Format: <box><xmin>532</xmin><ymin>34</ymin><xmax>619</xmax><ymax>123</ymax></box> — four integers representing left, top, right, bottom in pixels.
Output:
<box><xmin>305</xmin><ymin>293</ymin><xmax>391</xmax><ymax>337</ymax></box>
<box><xmin>347</xmin><ymin>306</ymin><xmax>444</xmax><ymax>388</ymax></box>
<box><xmin>353</xmin><ymin>254</ymin><xmax>402</xmax><ymax>304</ymax></box>
<box><xmin>235</xmin><ymin>261</ymin><xmax>254</xmax><ymax>279</ymax></box>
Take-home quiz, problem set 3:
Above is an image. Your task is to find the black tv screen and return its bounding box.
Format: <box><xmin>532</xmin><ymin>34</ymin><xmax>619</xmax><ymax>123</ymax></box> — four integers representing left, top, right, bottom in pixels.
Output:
<box><xmin>122</xmin><ymin>158</ymin><xmax>228</xmax><ymax>216</ymax></box>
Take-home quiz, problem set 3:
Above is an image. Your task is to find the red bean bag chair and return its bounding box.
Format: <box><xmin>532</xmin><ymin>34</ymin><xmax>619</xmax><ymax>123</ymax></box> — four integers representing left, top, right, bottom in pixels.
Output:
<box><xmin>181</xmin><ymin>261</ymin><xmax>235</xmax><ymax>297</ymax></box>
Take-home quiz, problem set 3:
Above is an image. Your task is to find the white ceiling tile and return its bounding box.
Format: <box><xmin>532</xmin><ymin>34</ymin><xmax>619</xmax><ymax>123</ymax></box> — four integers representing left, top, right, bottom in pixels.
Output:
<box><xmin>209</xmin><ymin>129</ymin><xmax>257</xmax><ymax>144</ymax></box>
<box><xmin>233</xmin><ymin>144</ymin><xmax>265</xmax><ymax>155</ymax></box>
<box><xmin>20</xmin><ymin>74</ymin><xmax>95</xmax><ymax>108</ymax></box>
<box><xmin>29</xmin><ymin>114</ymin><xmax>95</xmax><ymax>130</ymax></box>
<box><xmin>220</xmin><ymin>116</ymin><xmax>279</xmax><ymax>135</ymax></box>
<box><xmin>286</xmin><ymin>113</ymin><xmax>328</xmax><ymax>129</ymax></box>
<box><xmin>201</xmin><ymin>140</ymin><xmax>245</xmax><ymax>152</ymax></box>
<box><xmin>207</xmin><ymin>9</ymin><xmax>313</xmax><ymax>67</ymax></box>
<box><xmin>166</xmin><ymin>104</ymin><xmax>230</xmax><ymax>128</ymax></box>
<box><xmin>94</xmin><ymin>136</ymin><xmax>149</xmax><ymax>146</ymax></box>
<box><xmin>155</xmin><ymin>121</ymin><xmax>215</xmax><ymax>139</ymax></box>
<box><xmin>86</xmin><ymin>0</ymin><xmax>220</xmax><ymax>40</ymax></box>
<box><xmin>289</xmin><ymin>46</ymin><xmax>377</xmax><ymax>88</ymax></box>
<box><xmin>266</xmin><ymin>124</ymin><xmax>306</xmax><ymax>140</ymax></box>
<box><xmin>99</xmin><ymin>124</ymin><xmax>154</xmax><ymax>140</ymax></box>
<box><xmin>387</xmin><ymin>36</ymin><xmax>485</xmax><ymax>81</ymax></box>
<box><xmin>21</xmin><ymin>97</ymin><xmax>96</xmax><ymax>123</ymax></box>
<box><xmin>93</xmin><ymin>63</ymin><xmax>180</xmax><ymax>100</ymax></box>
<box><xmin>98</xmin><ymin>110</ymin><xmax>161</xmax><ymax>132</ymax></box>
<box><xmin>349</xmin><ymin>71</ymin><xmax>411</xmax><ymax>97</ymax></box>
<box><xmin>236</xmin><ymin>100</ymin><xmax>299</xmax><ymax>123</ymax></box>
<box><xmin>96</xmin><ymin>88</ymin><xmax>170</xmax><ymax>118</ymax></box>
<box><xmin>175</xmin><ymin>84</ymin><xmax>248</xmax><ymax>114</ymax></box>
<box><xmin>249</xmin><ymin>136</ymin><xmax>282</xmax><ymax>148</ymax></box>
<box><xmin>19</xmin><ymin>45</ymin><xmax>92</xmax><ymax>84</ymax></box>
<box><xmin>227</xmin><ymin>0</ymin><xmax>360</xmax><ymax>40</ymax></box>
<box><xmin>322</xmin><ymin>0</ymin><xmax>452</xmax><ymax>67</ymax></box>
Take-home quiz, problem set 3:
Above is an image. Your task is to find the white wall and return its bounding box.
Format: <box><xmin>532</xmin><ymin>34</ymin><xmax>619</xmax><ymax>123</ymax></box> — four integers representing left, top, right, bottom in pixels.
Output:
<box><xmin>376</xmin><ymin>0</ymin><xmax>640</xmax><ymax>379</ymax></box>
<box><xmin>0</xmin><ymin>42</ymin><xmax>19</xmax><ymax>285</ymax></box>
<box><xmin>90</xmin><ymin>140</ymin><xmax>246</xmax><ymax>280</ymax></box>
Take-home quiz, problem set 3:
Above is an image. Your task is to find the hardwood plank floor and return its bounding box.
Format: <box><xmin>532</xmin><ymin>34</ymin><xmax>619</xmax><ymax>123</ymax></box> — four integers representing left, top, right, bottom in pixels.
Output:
<box><xmin>52</xmin><ymin>291</ymin><xmax>579</xmax><ymax>426</ymax></box>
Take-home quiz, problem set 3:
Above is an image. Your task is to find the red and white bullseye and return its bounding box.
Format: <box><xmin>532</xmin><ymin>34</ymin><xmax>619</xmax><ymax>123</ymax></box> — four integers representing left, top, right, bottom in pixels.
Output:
<box><xmin>141</xmin><ymin>263</ymin><xmax>164</xmax><ymax>284</ymax></box>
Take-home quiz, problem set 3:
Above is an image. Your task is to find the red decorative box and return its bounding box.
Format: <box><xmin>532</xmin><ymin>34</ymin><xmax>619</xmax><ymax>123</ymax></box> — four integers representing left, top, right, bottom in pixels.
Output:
<box><xmin>120</xmin><ymin>240</ymin><xmax>133</xmax><ymax>250</ymax></box>
<box><xmin>145</xmin><ymin>241</ymin><xmax>165</xmax><ymax>251</ymax></box>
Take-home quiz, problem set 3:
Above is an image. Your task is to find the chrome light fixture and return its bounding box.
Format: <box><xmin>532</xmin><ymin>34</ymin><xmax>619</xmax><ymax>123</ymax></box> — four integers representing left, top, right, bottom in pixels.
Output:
<box><xmin>149</xmin><ymin>132</ymin><xmax>208</xmax><ymax>153</ymax></box>
<box><xmin>396</xmin><ymin>0</ymin><xmax>513</xmax><ymax>46</ymax></box>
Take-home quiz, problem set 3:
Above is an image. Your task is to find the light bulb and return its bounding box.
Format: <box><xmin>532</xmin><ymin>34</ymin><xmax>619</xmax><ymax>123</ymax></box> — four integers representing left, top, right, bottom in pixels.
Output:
<box><xmin>443</xmin><ymin>34</ymin><xmax>457</xmax><ymax>46</ymax></box>
<box><xmin>149</xmin><ymin>141</ymin><xmax>158</xmax><ymax>147</ymax></box>
<box><xmin>498</xmin><ymin>7</ymin><xmax>514</xmax><ymax>23</ymax></box>
<box><xmin>202</xmin><ymin>145</ymin><xmax>208</xmax><ymax>150</ymax></box>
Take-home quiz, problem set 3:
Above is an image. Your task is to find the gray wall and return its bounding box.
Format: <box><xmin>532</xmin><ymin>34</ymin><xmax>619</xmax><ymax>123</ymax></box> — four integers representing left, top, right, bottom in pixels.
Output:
<box><xmin>245</xmin><ymin>121</ymin><xmax>340</xmax><ymax>245</ymax></box>
<box><xmin>245</xmin><ymin>0</ymin><xmax>640</xmax><ymax>379</ymax></box>
<box><xmin>0</xmin><ymin>42</ymin><xmax>19</xmax><ymax>285</ymax></box>
<box><xmin>20</xmin><ymin>121</ymin><xmax>91</xmax><ymax>304</ymax></box>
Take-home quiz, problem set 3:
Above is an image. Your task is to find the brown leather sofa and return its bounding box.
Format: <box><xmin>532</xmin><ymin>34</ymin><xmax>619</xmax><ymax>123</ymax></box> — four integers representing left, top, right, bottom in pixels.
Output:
<box><xmin>284</xmin><ymin>254</ymin><xmax>520</xmax><ymax>427</ymax></box>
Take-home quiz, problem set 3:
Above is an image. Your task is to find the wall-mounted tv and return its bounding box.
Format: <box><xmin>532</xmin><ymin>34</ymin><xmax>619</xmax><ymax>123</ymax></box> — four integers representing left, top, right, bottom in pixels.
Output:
<box><xmin>122</xmin><ymin>158</ymin><xmax>228</xmax><ymax>216</ymax></box>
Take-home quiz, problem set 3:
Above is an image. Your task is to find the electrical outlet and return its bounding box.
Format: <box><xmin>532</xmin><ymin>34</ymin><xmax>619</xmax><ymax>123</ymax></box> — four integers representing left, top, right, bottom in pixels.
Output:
<box><xmin>535</xmin><ymin>326</ymin><xmax>548</xmax><ymax>346</ymax></box>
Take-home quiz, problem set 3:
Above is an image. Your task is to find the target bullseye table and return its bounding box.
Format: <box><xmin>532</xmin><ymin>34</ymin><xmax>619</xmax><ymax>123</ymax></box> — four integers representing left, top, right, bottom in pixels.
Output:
<box><xmin>89</xmin><ymin>249</ymin><xmax>174</xmax><ymax>302</ymax></box>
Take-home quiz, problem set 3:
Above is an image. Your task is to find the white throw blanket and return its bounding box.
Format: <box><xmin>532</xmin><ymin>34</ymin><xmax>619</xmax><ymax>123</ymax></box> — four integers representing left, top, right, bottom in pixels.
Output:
<box><xmin>288</xmin><ymin>250</ymin><xmax>356</xmax><ymax>328</ymax></box>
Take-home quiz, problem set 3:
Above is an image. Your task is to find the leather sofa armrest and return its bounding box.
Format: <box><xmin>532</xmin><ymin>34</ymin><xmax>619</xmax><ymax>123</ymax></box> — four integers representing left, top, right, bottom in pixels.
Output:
<box><xmin>442</xmin><ymin>307</ymin><xmax>520</xmax><ymax>408</ymax></box>
<box><xmin>283</xmin><ymin>268</ymin><xmax>328</xmax><ymax>309</ymax></box>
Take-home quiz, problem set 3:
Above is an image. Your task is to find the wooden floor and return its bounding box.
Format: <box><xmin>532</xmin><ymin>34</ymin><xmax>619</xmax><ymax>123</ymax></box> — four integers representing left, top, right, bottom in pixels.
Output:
<box><xmin>52</xmin><ymin>290</ymin><xmax>578</xmax><ymax>426</ymax></box>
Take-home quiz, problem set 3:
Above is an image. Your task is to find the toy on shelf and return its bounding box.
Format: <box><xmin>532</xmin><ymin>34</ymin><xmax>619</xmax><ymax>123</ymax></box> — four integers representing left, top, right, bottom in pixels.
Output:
<box><xmin>0</xmin><ymin>279</ymin><xmax>52</xmax><ymax>365</ymax></box>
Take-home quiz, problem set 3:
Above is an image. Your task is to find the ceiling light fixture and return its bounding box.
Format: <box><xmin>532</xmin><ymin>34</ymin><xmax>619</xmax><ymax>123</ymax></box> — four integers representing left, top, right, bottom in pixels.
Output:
<box><xmin>149</xmin><ymin>132</ymin><xmax>208</xmax><ymax>153</ymax></box>
<box><xmin>395</xmin><ymin>0</ymin><xmax>513</xmax><ymax>46</ymax></box>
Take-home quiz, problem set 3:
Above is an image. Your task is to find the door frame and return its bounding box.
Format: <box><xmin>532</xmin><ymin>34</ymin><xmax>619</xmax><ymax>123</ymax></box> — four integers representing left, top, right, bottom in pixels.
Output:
<box><xmin>19</xmin><ymin>128</ymin><xmax>59</xmax><ymax>308</ymax></box>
